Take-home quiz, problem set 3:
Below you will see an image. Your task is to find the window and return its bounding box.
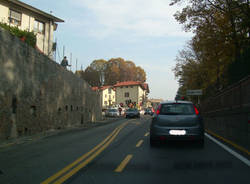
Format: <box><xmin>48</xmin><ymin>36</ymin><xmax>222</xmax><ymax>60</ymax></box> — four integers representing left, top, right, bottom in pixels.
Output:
<box><xmin>108</xmin><ymin>88</ymin><xmax>112</xmax><ymax>94</ymax></box>
<box><xmin>125</xmin><ymin>92</ymin><xmax>129</xmax><ymax>97</ymax></box>
<box><xmin>126</xmin><ymin>86</ymin><xmax>128</xmax><ymax>88</ymax></box>
<box><xmin>104</xmin><ymin>101</ymin><xmax>107</xmax><ymax>105</ymax></box>
<box><xmin>105</xmin><ymin>94</ymin><xmax>107</xmax><ymax>98</ymax></box>
<box><xmin>34</xmin><ymin>20</ymin><xmax>45</xmax><ymax>34</ymax></box>
<box><xmin>9</xmin><ymin>9</ymin><xmax>21</xmax><ymax>26</ymax></box>
<box><xmin>130</xmin><ymin>86</ymin><xmax>133</xmax><ymax>88</ymax></box>
<box><xmin>160</xmin><ymin>103</ymin><xmax>195</xmax><ymax>115</ymax></box>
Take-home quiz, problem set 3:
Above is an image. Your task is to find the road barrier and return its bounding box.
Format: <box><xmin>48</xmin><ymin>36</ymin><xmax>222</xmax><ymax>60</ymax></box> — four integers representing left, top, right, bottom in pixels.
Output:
<box><xmin>202</xmin><ymin>75</ymin><xmax>250</xmax><ymax>151</ymax></box>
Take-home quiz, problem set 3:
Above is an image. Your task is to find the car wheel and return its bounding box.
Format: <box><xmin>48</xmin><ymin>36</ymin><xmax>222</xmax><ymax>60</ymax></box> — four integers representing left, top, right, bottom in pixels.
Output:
<box><xmin>197</xmin><ymin>139</ymin><xmax>204</xmax><ymax>148</ymax></box>
<box><xmin>150</xmin><ymin>138</ymin><xmax>157</xmax><ymax>147</ymax></box>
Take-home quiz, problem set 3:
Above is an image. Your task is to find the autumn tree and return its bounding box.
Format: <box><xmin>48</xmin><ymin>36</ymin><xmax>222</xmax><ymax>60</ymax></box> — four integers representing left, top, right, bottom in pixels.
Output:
<box><xmin>79</xmin><ymin>57</ymin><xmax>147</xmax><ymax>87</ymax></box>
<box><xmin>171</xmin><ymin>0</ymin><xmax>250</xmax><ymax>97</ymax></box>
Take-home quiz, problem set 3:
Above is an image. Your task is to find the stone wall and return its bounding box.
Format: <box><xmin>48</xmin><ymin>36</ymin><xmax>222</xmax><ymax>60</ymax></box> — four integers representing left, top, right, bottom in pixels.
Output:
<box><xmin>0</xmin><ymin>27</ymin><xmax>102</xmax><ymax>140</ymax></box>
<box><xmin>201</xmin><ymin>76</ymin><xmax>250</xmax><ymax>150</ymax></box>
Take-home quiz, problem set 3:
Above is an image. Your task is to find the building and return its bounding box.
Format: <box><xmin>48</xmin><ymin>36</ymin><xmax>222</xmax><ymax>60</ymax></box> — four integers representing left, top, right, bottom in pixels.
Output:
<box><xmin>114</xmin><ymin>81</ymin><xmax>149</xmax><ymax>109</ymax></box>
<box><xmin>92</xmin><ymin>86</ymin><xmax>116</xmax><ymax>109</ymax></box>
<box><xmin>0</xmin><ymin>0</ymin><xmax>64</xmax><ymax>58</ymax></box>
<box><xmin>147</xmin><ymin>98</ymin><xmax>164</xmax><ymax>110</ymax></box>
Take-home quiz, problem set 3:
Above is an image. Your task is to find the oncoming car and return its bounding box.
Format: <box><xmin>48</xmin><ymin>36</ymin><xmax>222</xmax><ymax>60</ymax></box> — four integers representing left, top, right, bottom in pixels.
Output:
<box><xmin>150</xmin><ymin>101</ymin><xmax>204</xmax><ymax>147</ymax></box>
<box><xmin>125</xmin><ymin>108</ymin><xmax>140</xmax><ymax>118</ymax></box>
<box><xmin>105</xmin><ymin>108</ymin><xmax>119</xmax><ymax>117</ymax></box>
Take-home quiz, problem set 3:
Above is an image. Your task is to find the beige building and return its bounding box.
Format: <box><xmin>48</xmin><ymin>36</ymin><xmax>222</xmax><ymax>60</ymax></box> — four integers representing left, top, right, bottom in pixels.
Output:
<box><xmin>114</xmin><ymin>81</ymin><xmax>149</xmax><ymax>109</ymax></box>
<box><xmin>148</xmin><ymin>98</ymin><xmax>164</xmax><ymax>109</ymax></box>
<box><xmin>0</xmin><ymin>0</ymin><xmax>64</xmax><ymax>58</ymax></box>
<box><xmin>92</xmin><ymin>86</ymin><xmax>116</xmax><ymax>109</ymax></box>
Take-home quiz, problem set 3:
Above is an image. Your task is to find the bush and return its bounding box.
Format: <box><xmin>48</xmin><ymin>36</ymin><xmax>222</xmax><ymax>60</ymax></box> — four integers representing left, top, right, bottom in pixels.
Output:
<box><xmin>0</xmin><ymin>22</ymin><xmax>36</xmax><ymax>47</ymax></box>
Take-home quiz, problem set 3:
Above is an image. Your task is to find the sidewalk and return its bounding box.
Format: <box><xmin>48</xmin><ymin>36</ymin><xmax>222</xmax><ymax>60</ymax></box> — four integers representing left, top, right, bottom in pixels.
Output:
<box><xmin>0</xmin><ymin>117</ymin><xmax>122</xmax><ymax>150</ymax></box>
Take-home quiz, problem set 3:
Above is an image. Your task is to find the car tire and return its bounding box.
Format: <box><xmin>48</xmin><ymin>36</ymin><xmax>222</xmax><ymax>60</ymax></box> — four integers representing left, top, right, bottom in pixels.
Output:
<box><xmin>197</xmin><ymin>139</ymin><xmax>204</xmax><ymax>148</ymax></box>
<box><xmin>150</xmin><ymin>138</ymin><xmax>157</xmax><ymax>147</ymax></box>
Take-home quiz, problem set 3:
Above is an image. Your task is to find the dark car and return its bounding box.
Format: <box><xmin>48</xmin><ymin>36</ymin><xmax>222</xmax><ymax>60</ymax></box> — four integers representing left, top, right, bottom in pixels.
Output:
<box><xmin>150</xmin><ymin>101</ymin><xmax>204</xmax><ymax>147</ymax></box>
<box><xmin>144</xmin><ymin>108</ymin><xmax>153</xmax><ymax>115</ymax></box>
<box><xmin>125</xmin><ymin>108</ymin><xmax>140</xmax><ymax>118</ymax></box>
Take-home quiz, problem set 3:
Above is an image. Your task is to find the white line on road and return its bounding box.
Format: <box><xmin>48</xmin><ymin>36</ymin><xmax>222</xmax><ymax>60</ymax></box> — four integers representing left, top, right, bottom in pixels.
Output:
<box><xmin>205</xmin><ymin>133</ymin><xmax>250</xmax><ymax>167</ymax></box>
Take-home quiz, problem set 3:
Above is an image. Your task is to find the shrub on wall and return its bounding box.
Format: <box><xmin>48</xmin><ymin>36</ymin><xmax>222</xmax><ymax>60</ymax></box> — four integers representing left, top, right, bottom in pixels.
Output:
<box><xmin>0</xmin><ymin>22</ymin><xmax>36</xmax><ymax>48</ymax></box>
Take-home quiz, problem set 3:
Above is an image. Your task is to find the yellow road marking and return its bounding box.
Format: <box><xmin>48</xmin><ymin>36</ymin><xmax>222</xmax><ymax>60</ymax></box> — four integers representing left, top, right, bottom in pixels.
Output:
<box><xmin>206</xmin><ymin>129</ymin><xmax>250</xmax><ymax>155</ymax></box>
<box><xmin>53</xmin><ymin>123</ymin><xmax>127</xmax><ymax>184</ymax></box>
<box><xmin>114</xmin><ymin>154</ymin><xmax>133</xmax><ymax>173</ymax></box>
<box><xmin>136</xmin><ymin>140</ymin><xmax>144</xmax><ymax>147</ymax></box>
<box><xmin>41</xmin><ymin>122</ymin><xmax>127</xmax><ymax>184</ymax></box>
<box><xmin>144</xmin><ymin>132</ymin><xmax>149</xmax><ymax>137</ymax></box>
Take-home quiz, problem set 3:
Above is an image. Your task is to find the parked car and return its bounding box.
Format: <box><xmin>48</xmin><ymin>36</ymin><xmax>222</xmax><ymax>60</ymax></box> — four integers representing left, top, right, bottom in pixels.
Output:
<box><xmin>125</xmin><ymin>108</ymin><xmax>140</xmax><ymax>118</ymax></box>
<box><xmin>105</xmin><ymin>108</ymin><xmax>119</xmax><ymax>117</ymax></box>
<box><xmin>150</xmin><ymin>101</ymin><xmax>204</xmax><ymax>147</ymax></box>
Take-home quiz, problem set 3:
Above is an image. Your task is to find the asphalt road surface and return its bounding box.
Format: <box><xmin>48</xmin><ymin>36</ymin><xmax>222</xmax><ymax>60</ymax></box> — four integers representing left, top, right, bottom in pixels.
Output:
<box><xmin>0</xmin><ymin>116</ymin><xmax>249</xmax><ymax>184</ymax></box>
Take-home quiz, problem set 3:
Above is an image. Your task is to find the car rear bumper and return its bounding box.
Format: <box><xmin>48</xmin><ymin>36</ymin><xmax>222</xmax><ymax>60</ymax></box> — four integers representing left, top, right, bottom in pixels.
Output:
<box><xmin>150</xmin><ymin>126</ymin><xmax>204</xmax><ymax>141</ymax></box>
<box><xmin>126</xmin><ymin>114</ymin><xmax>140</xmax><ymax>118</ymax></box>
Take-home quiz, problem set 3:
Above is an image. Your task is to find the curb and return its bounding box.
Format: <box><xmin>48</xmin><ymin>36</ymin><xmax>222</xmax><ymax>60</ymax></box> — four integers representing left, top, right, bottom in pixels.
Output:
<box><xmin>0</xmin><ymin>117</ymin><xmax>122</xmax><ymax>150</ymax></box>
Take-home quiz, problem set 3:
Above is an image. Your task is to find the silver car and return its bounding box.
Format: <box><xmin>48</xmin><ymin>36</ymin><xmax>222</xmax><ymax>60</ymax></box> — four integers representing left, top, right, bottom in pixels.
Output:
<box><xmin>105</xmin><ymin>108</ymin><xmax>119</xmax><ymax>117</ymax></box>
<box><xmin>150</xmin><ymin>101</ymin><xmax>204</xmax><ymax>147</ymax></box>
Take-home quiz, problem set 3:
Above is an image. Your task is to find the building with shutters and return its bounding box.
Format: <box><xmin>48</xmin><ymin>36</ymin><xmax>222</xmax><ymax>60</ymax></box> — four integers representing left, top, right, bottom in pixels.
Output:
<box><xmin>0</xmin><ymin>0</ymin><xmax>64</xmax><ymax>58</ymax></box>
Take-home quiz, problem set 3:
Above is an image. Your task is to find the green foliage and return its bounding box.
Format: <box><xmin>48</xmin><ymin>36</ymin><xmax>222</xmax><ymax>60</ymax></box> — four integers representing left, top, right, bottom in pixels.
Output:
<box><xmin>171</xmin><ymin>0</ymin><xmax>250</xmax><ymax>99</ymax></box>
<box><xmin>0</xmin><ymin>22</ymin><xmax>36</xmax><ymax>47</ymax></box>
<box><xmin>228</xmin><ymin>46</ymin><xmax>250</xmax><ymax>84</ymax></box>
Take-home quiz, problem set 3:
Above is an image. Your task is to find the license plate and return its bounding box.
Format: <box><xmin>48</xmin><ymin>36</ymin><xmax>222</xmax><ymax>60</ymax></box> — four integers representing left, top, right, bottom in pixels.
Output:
<box><xmin>169</xmin><ymin>130</ymin><xmax>186</xmax><ymax>135</ymax></box>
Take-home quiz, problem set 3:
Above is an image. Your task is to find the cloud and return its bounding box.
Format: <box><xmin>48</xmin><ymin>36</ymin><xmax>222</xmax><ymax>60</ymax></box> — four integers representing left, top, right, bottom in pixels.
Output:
<box><xmin>71</xmin><ymin>0</ymin><xmax>189</xmax><ymax>39</ymax></box>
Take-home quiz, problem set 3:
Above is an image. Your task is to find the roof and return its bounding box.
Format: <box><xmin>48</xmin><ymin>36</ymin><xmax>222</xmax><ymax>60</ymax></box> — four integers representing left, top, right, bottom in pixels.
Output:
<box><xmin>160</xmin><ymin>100</ymin><xmax>193</xmax><ymax>104</ymax></box>
<box><xmin>114</xmin><ymin>81</ymin><xmax>149</xmax><ymax>92</ymax></box>
<box><xmin>148</xmin><ymin>99</ymin><xmax>164</xmax><ymax>103</ymax></box>
<box><xmin>91</xmin><ymin>87</ymin><xmax>99</xmax><ymax>91</ymax></box>
<box><xmin>114</xmin><ymin>81</ymin><xmax>142</xmax><ymax>87</ymax></box>
<box><xmin>100</xmin><ymin>86</ymin><xmax>113</xmax><ymax>90</ymax></box>
<box><xmin>91</xmin><ymin>86</ymin><xmax>114</xmax><ymax>91</ymax></box>
<box><xmin>6</xmin><ymin>0</ymin><xmax>64</xmax><ymax>22</ymax></box>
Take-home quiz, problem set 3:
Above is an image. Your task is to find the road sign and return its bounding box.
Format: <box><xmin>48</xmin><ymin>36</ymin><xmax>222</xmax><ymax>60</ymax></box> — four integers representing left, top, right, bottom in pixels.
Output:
<box><xmin>186</xmin><ymin>89</ymin><xmax>202</xmax><ymax>96</ymax></box>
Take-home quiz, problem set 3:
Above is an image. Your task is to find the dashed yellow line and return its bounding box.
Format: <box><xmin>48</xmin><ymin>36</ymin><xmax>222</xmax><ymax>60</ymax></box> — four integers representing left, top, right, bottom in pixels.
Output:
<box><xmin>144</xmin><ymin>132</ymin><xmax>149</xmax><ymax>137</ymax></box>
<box><xmin>114</xmin><ymin>154</ymin><xmax>133</xmax><ymax>173</ymax></box>
<box><xmin>206</xmin><ymin>129</ymin><xmax>250</xmax><ymax>155</ymax></box>
<box><xmin>136</xmin><ymin>140</ymin><xmax>144</xmax><ymax>147</ymax></box>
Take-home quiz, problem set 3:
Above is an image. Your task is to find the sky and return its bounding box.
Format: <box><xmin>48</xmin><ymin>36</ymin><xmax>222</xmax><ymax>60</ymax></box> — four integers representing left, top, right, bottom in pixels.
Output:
<box><xmin>21</xmin><ymin>0</ymin><xmax>192</xmax><ymax>100</ymax></box>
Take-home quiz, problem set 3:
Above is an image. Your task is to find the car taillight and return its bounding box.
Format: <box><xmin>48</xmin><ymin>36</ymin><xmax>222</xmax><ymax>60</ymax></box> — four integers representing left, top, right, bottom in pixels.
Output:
<box><xmin>193</xmin><ymin>105</ymin><xmax>199</xmax><ymax>115</ymax></box>
<box><xmin>156</xmin><ymin>104</ymin><xmax>161</xmax><ymax>115</ymax></box>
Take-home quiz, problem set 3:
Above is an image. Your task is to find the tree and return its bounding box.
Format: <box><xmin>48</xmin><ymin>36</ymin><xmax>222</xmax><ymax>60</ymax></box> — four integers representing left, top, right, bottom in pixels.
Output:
<box><xmin>79</xmin><ymin>57</ymin><xmax>147</xmax><ymax>86</ymax></box>
<box><xmin>171</xmin><ymin>0</ymin><xmax>250</xmax><ymax>98</ymax></box>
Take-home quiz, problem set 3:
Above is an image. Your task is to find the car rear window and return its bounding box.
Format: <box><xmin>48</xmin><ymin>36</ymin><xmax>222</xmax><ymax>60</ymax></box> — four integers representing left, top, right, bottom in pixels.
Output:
<box><xmin>160</xmin><ymin>103</ymin><xmax>195</xmax><ymax>115</ymax></box>
<box><xmin>109</xmin><ymin>109</ymin><xmax>117</xmax><ymax>112</ymax></box>
<box><xmin>126</xmin><ymin>109</ymin><xmax>137</xmax><ymax>112</ymax></box>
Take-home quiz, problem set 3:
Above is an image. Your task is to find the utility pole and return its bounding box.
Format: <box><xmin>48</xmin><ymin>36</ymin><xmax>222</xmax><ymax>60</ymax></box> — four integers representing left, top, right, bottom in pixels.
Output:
<box><xmin>63</xmin><ymin>45</ymin><xmax>65</xmax><ymax>57</ymax></box>
<box><xmin>76</xmin><ymin>58</ymin><xmax>78</xmax><ymax>71</ymax></box>
<box><xmin>70</xmin><ymin>53</ymin><xmax>72</xmax><ymax>71</ymax></box>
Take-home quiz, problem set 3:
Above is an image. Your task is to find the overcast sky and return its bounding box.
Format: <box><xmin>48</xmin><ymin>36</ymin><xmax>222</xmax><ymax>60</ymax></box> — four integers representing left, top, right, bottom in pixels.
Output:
<box><xmin>21</xmin><ymin>0</ymin><xmax>192</xmax><ymax>100</ymax></box>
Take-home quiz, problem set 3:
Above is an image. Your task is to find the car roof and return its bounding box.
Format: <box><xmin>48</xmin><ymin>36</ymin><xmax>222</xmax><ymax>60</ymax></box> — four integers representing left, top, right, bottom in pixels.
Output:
<box><xmin>160</xmin><ymin>100</ymin><xmax>193</xmax><ymax>104</ymax></box>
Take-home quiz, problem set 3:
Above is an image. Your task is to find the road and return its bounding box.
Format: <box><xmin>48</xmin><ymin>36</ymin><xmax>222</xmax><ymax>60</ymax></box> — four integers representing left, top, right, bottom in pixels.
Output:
<box><xmin>0</xmin><ymin>116</ymin><xmax>249</xmax><ymax>184</ymax></box>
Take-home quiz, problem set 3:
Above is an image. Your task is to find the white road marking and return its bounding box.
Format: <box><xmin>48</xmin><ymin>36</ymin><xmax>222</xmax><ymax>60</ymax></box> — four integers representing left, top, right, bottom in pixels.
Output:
<box><xmin>205</xmin><ymin>133</ymin><xmax>250</xmax><ymax>167</ymax></box>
